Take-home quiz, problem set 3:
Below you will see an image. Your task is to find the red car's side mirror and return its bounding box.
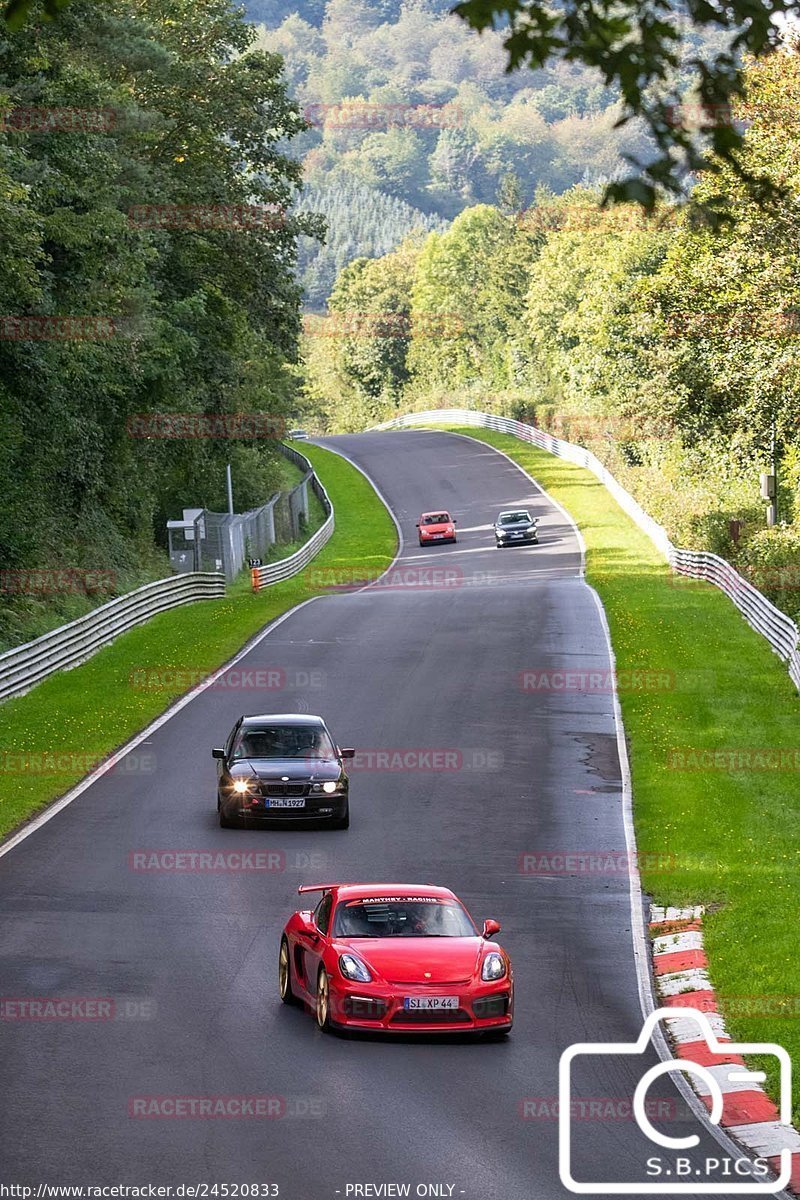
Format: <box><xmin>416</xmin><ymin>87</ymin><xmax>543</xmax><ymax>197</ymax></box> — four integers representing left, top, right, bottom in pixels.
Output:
<box><xmin>415</xmin><ymin>522</ymin><xmax>420</xmax><ymax>528</ymax></box>
<box><xmin>482</xmin><ymin>918</ymin><xmax>501</xmax><ymax>939</ymax></box>
<box><xmin>453</xmin><ymin>519</ymin><xmax>457</xmax><ymax>524</ymax></box>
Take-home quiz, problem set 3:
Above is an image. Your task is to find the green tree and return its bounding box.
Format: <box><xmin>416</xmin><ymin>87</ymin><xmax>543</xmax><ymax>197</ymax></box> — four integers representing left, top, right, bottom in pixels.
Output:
<box><xmin>407</xmin><ymin>203</ymin><xmax>538</xmax><ymax>390</ymax></box>
<box><xmin>452</xmin><ymin>0</ymin><xmax>791</xmax><ymax>206</ymax></box>
<box><xmin>0</xmin><ymin>0</ymin><xmax>319</xmax><ymax>600</ymax></box>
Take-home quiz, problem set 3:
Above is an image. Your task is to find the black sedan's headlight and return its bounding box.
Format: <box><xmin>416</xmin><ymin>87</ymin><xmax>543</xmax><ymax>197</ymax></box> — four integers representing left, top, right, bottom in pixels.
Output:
<box><xmin>311</xmin><ymin>780</ymin><xmax>345</xmax><ymax>794</ymax></box>
<box><xmin>231</xmin><ymin>777</ymin><xmax>258</xmax><ymax>795</ymax></box>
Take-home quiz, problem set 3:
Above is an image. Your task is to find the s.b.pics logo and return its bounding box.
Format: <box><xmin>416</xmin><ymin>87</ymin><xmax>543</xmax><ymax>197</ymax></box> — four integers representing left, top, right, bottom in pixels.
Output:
<box><xmin>559</xmin><ymin>1009</ymin><xmax>793</xmax><ymax>1194</ymax></box>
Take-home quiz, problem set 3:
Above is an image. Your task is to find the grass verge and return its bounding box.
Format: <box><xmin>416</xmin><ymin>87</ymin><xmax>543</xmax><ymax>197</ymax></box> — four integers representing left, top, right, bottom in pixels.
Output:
<box><xmin>0</xmin><ymin>443</ymin><xmax>396</xmax><ymax>841</ymax></box>
<box><xmin>450</xmin><ymin>426</ymin><xmax>800</xmax><ymax>1117</ymax></box>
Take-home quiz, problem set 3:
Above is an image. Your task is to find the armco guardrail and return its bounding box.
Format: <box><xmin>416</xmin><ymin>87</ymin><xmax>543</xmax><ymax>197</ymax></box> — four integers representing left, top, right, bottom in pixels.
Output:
<box><xmin>1</xmin><ymin>447</ymin><xmax>334</xmax><ymax>701</ymax></box>
<box><xmin>372</xmin><ymin>408</ymin><xmax>800</xmax><ymax>694</ymax></box>
<box><xmin>0</xmin><ymin>572</ymin><xmax>225</xmax><ymax>703</ymax></box>
<box><xmin>250</xmin><ymin>445</ymin><xmax>334</xmax><ymax>591</ymax></box>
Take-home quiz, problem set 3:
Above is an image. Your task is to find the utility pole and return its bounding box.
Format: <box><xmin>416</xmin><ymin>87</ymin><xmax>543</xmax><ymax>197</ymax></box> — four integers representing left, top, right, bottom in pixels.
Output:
<box><xmin>226</xmin><ymin>464</ymin><xmax>234</xmax><ymax>516</ymax></box>
<box><xmin>772</xmin><ymin>416</ymin><xmax>779</xmax><ymax>526</ymax></box>
<box><xmin>761</xmin><ymin>416</ymin><xmax>779</xmax><ymax>527</ymax></box>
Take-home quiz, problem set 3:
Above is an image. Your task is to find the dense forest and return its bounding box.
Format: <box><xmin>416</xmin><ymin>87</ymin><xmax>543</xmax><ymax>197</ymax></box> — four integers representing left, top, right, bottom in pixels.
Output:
<box><xmin>0</xmin><ymin>0</ymin><xmax>316</xmax><ymax>644</ymax></box>
<box><xmin>295</xmin><ymin>178</ymin><xmax>446</xmax><ymax>308</ymax></box>
<box><xmin>251</xmin><ymin>0</ymin><xmax>695</xmax><ymax>305</ymax></box>
<box><xmin>300</xmin><ymin>47</ymin><xmax>800</xmax><ymax>619</ymax></box>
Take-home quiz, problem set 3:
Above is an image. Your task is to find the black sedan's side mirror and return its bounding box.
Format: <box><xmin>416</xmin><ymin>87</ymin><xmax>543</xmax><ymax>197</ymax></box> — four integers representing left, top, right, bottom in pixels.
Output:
<box><xmin>339</xmin><ymin>747</ymin><xmax>355</xmax><ymax>759</ymax></box>
<box><xmin>212</xmin><ymin>747</ymin><xmax>225</xmax><ymax>759</ymax></box>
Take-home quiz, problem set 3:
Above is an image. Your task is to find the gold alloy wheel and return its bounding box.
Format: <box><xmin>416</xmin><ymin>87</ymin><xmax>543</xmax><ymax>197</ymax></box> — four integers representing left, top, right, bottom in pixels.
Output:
<box><xmin>316</xmin><ymin>969</ymin><xmax>329</xmax><ymax>1029</ymax></box>
<box><xmin>279</xmin><ymin>939</ymin><xmax>290</xmax><ymax>1000</ymax></box>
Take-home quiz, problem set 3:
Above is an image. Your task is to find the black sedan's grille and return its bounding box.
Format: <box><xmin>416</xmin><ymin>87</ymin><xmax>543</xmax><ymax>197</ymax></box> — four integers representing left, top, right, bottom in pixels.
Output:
<box><xmin>263</xmin><ymin>782</ymin><xmax>307</xmax><ymax>798</ymax></box>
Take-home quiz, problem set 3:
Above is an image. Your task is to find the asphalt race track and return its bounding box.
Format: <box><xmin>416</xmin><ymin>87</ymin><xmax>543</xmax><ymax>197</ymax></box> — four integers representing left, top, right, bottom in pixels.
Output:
<box><xmin>0</xmin><ymin>432</ymin><xmax>754</xmax><ymax>1198</ymax></box>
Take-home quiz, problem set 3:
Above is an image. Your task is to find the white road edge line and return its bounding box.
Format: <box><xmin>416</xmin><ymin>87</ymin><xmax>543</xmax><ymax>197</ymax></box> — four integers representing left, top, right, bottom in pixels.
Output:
<box><xmin>420</xmin><ymin>426</ymin><xmax>790</xmax><ymax>1192</ymax></box>
<box><xmin>308</xmin><ymin>437</ymin><xmax>405</xmax><ymax>588</ymax></box>
<box><xmin>0</xmin><ymin>444</ymin><xmax>405</xmax><ymax>864</ymax></box>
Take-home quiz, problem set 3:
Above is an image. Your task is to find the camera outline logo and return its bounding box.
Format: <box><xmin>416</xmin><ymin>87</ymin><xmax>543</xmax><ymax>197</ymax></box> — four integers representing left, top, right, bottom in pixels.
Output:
<box><xmin>558</xmin><ymin>1007</ymin><xmax>793</xmax><ymax>1194</ymax></box>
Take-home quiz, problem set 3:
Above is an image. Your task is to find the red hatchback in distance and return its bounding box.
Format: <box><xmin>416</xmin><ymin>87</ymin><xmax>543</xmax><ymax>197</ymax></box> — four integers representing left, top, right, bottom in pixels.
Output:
<box><xmin>416</xmin><ymin>510</ymin><xmax>457</xmax><ymax>546</ymax></box>
<box><xmin>279</xmin><ymin>882</ymin><xmax>513</xmax><ymax>1036</ymax></box>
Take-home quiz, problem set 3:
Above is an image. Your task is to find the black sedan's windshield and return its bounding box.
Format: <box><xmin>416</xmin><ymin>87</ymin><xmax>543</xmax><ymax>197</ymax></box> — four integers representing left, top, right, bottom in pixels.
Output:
<box><xmin>498</xmin><ymin>511</ymin><xmax>531</xmax><ymax>525</ymax></box>
<box><xmin>232</xmin><ymin>725</ymin><xmax>335</xmax><ymax>760</ymax></box>
<box><xmin>333</xmin><ymin>898</ymin><xmax>476</xmax><ymax>938</ymax></box>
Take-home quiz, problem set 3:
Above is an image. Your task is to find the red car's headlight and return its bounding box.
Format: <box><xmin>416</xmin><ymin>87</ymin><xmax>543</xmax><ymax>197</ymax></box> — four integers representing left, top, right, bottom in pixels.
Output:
<box><xmin>339</xmin><ymin>953</ymin><xmax>373</xmax><ymax>983</ymax></box>
<box><xmin>481</xmin><ymin>953</ymin><xmax>507</xmax><ymax>981</ymax></box>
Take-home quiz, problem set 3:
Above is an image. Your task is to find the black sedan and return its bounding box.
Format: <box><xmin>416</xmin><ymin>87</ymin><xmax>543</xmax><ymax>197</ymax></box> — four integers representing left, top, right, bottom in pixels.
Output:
<box><xmin>494</xmin><ymin>509</ymin><xmax>539</xmax><ymax>548</ymax></box>
<box><xmin>213</xmin><ymin>713</ymin><xmax>353</xmax><ymax>829</ymax></box>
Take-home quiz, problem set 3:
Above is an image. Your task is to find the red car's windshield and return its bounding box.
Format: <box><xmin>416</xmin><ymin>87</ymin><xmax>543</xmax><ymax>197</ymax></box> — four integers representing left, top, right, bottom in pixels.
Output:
<box><xmin>333</xmin><ymin>897</ymin><xmax>476</xmax><ymax>938</ymax></box>
<box><xmin>422</xmin><ymin>514</ymin><xmax>450</xmax><ymax>525</ymax></box>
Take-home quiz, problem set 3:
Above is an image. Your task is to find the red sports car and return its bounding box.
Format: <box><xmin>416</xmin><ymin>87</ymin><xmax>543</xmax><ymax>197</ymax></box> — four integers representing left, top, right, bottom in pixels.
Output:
<box><xmin>416</xmin><ymin>510</ymin><xmax>457</xmax><ymax>546</ymax></box>
<box><xmin>278</xmin><ymin>882</ymin><xmax>513</xmax><ymax>1035</ymax></box>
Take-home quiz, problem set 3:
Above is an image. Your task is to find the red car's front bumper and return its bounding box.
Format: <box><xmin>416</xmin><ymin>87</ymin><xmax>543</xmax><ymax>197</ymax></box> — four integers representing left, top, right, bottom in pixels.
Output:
<box><xmin>419</xmin><ymin>529</ymin><xmax>455</xmax><ymax>542</ymax></box>
<box><xmin>326</xmin><ymin>979</ymin><xmax>513</xmax><ymax>1033</ymax></box>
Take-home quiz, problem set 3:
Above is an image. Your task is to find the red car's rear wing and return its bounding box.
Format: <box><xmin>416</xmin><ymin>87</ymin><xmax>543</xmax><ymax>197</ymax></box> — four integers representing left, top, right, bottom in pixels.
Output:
<box><xmin>297</xmin><ymin>883</ymin><xmax>342</xmax><ymax>895</ymax></box>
